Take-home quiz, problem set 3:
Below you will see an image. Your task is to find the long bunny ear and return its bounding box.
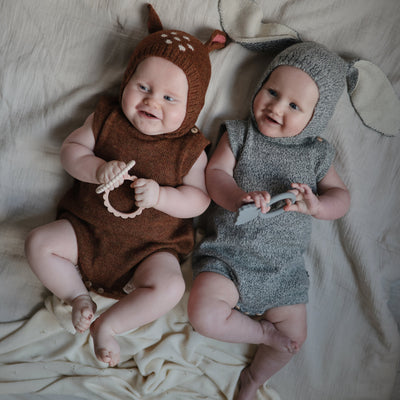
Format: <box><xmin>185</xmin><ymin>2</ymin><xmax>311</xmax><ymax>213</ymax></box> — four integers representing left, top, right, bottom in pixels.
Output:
<box><xmin>147</xmin><ymin>4</ymin><xmax>163</xmax><ymax>33</ymax></box>
<box><xmin>218</xmin><ymin>0</ymin><xmax>301</xmax><ymax>53</ymax></box>
<box><xmin>347</xmin><ymin>60</ymin><xmax>400</xmax><ymax>137</ymax></box>
<box><xmin>205</xmin><ymin>30</ymin><xmax>228</xmax><ymax>52</ymax></box>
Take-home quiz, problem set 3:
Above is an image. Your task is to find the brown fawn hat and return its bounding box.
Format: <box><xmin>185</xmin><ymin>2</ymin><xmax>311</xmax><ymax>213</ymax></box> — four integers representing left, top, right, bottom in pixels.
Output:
<box><xmin>120</xmin><ymin>4</ymin><xmax>227</xmax><ymax>137</ymax></box>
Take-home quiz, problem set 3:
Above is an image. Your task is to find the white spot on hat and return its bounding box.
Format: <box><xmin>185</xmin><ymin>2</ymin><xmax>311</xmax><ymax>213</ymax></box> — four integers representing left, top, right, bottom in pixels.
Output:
<box><xmin>160</xmin><ymin>32</ymin><xmax>195</xmax><ymax>52</ymax></box>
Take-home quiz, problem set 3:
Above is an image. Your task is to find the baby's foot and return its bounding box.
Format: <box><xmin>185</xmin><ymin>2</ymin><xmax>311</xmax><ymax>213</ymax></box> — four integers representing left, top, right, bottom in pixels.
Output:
<box><xmin>71</xmin><ymin>294</ymin><xmax>97</xmax><ymax>333</ymax></box>
<box><xmin>90</xmin><ymin>318</ymin><xmax>120</xmax><ymax>367</ymax></box>
<box><xmin>260</xmin><ymin>319</ymin><xmax>299</xmax><ymax>353</ymax></box>
<box><xmin>235</xmin><ymin>366</ymin><xmax>259</xmax><ymax>400</ymax></box>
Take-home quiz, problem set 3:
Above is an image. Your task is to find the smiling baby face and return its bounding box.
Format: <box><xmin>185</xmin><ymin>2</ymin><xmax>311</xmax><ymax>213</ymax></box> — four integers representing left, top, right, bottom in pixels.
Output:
<box><xmin>121</xmin><ymin>56</ymin><xmax>188</xmax><ymax>136</ymax></box>
<box><xmin>253</xmin><ymin>65</ymin><xmax>319</xmax><ymax>138</ymax></box>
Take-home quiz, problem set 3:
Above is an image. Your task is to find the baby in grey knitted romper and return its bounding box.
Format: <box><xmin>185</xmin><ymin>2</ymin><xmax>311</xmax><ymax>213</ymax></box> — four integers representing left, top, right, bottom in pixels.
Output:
<box><xmin>188</xmin><ymin>42</ymin><xmax>351</xmax><ymax>400</ymax></box>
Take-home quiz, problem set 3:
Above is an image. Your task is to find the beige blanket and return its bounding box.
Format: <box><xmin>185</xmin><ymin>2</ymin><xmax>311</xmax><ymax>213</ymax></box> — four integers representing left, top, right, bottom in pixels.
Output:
<box><xmin>0</xmin><ymin>0</ymin><xmax>399</xmax><ymax>399</ymax></box>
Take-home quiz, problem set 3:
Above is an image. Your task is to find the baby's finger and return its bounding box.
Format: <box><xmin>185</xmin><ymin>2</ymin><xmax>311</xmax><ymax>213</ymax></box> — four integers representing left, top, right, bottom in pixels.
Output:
<box><xmin>292</xmin><ymin>183</ymin><xmax>308</xmax><ymax>193</ymax></box>
<box><xmin>241</xmin><ymin>194</ymin><xmax>253</xmax><ymax>203</ymax></box>
<box><xmin>262</xmin><ymin>191</ymin><xmax>271</xmax><ymax>203</ymax></box>
<box><xmin>284</xmin><ymin>202</ymin><xmax>298</xmax><ymax>212</ymax></box>
<box><xmin>301</xmin><ymin>185</ymin><xmax>313</xmax><ymax>196</ymax></box>
<box><xmin>286</xmin><ymin>188</ymin><xmax>299</xmax><ymax>201</ymax></box>
<box><xmin>132</xmin><ymin>178</ymin><xmax>147</xmax><ymax>188</ymax></box>
<box><xmin>111</xmin><ymin>177</ymin><xmax>125</xmax><ymax>190</ymax></box>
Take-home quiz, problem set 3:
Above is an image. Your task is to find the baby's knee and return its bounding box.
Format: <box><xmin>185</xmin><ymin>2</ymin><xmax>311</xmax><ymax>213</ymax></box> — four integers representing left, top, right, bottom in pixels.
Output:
<box><xmin>187</xmin><ymin>295</ymin><xmax>222</xmax><ymax>337</ymax></box>
<box><xmin>289</xmin><ymin>307</ymin><xmax>307</xmax><ymax>346</ymax></box>
<box><xmin>165</xmin><ymin>273</ymin><xmax>186</xmax><ymax>303</ymax></box>
<box><xmin>24</xmin><ymin>227</ymin><xmax>45</xmax><ymax>258</ymax></box>
<box><xmin>292</xmin><ymin>323</ymin><xmax>307</xmax><ymax>348</ymax></box>
<box><xmin>266</xmin><ymin>303</ymin><xmax>307</xmax><ymax>347</ymax></box>
<box><xmin>148</xmin><ymin>268</ymin><xmax>186</xmax><ymax>308</ymax></box>
<box><xmin>187</xmin><ymin>292</ymin><xmax>207</xmax><ymax>329</ymax></box>
<box><xmin>187</xmin><ymin>307</ymin><xmax>214</xmax><ymax>337</ymax></box>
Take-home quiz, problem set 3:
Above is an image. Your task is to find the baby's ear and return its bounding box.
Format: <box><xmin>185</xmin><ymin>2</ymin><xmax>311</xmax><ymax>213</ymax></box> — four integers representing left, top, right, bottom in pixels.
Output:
<box><xmin>147</xmin><ymin>4</ymin><xmax>163</xmax><ymax>33</ymax></box>
<box><xmin>205</xmin><ymin>30</ymin><xmax>228</xmax><ymax>52</ymax></box>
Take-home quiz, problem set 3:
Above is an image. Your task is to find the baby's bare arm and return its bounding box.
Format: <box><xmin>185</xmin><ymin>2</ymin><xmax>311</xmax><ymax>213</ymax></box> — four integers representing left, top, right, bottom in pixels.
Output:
<box><xmin>60</xmin><ymin>114</ymin><xmax>105</xmax><ymax>183</ymax></box>
<box><xmin>133</xmin><ymin>150</ymin><xmax>210</xmax><ymax>218</ymax></box>
<box><xmin>60</xmin><ymin>114</ymin><xmax>127</xmax><ymax>186</ymax></box>
<box><xmin>206</xmin><ymin>132</ymin><xmax>248</xmax><ymax>212</ymax></box>
<box><xmin>206</xmin><ymin>132</ymin><xmax>271</xmax><ymax>213</ymax></box>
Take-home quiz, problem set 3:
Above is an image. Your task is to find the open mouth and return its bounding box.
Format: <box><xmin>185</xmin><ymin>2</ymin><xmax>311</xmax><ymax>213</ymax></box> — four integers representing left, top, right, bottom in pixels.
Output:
<box><xmin>266</xmin><ymin>115</ymin><xmax>280</xmax><ymax>125</ymax></box>
<box><xmin>140</xmin><ymin>110</ymin><xmax>158</xmax><ymax>119</ymax></box>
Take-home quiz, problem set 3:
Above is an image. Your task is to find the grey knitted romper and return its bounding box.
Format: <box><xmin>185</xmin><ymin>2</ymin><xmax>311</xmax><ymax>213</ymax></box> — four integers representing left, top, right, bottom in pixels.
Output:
<box><xmin>192</xmin><ymin>119</ymin><xmax>334</xmax><ymax>315</ymax></box>
<box><xmin>193</xmin><ymin>42</ymin><xmax>348</xmax><ymax>315</ymax></box>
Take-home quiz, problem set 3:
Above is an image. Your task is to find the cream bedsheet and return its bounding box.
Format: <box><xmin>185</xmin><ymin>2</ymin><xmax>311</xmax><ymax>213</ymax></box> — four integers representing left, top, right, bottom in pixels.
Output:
<box><xmin>0</xmin><ymin>1</ymin><xmax>399</xmax><ymax>399</ymax></box>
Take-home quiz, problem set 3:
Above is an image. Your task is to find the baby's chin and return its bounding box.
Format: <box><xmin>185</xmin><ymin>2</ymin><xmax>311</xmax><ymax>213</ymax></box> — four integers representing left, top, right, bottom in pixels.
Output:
<box><xmin>129</xmin><ymin>116</ymin><xmax>182</xmax><ymax>137</ymax></box>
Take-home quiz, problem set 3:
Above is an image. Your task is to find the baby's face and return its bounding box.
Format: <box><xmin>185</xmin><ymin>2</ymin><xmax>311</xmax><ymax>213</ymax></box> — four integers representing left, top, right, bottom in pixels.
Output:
<box><xmin>253</xmin><ymin>65</ymin><xmax>319</xmax><ymax>138</ymax></box>
<box><xmin>121</xmin><ymin>56</ymin><xmax>188</xmax><ymax>135</ymax></box>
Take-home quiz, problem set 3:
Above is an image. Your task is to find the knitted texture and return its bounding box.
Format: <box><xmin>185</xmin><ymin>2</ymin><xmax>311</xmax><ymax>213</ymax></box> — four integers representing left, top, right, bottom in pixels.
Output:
<box><xmin>121</xmin><ymin>29</ymin><xmax>212</xmax><ymax>138</ymax></box>
<box><xmin>251</xmin><ymin>41</ymin><xmax>349</xmax><ymax>144</ymax></box>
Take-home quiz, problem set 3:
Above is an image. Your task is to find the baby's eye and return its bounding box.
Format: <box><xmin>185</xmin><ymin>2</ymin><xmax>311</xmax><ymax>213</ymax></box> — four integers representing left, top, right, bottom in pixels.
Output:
<box><xmin>164</xmin><ymin>95</ymin><xmax>174</xmax><ymax>102</ymax></box>
<box><xmin>289</xmin><ymin>102</ymin><xmax>299</xmax><ymax>110</ymax></box>
<box><xmin>268</xmin><ymin>89</ymin><xmax>277</xmax><ymax>97</ymax></box>
<box><xmin>139</xmin><ymin>84</ymin><xmax>150</xmax><ymax>92</ymax></box>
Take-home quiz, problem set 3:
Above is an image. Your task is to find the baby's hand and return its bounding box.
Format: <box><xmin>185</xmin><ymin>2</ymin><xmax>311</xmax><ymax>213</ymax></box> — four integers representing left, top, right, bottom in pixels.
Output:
<box><xmin>96</xmin><ymin>160</ymin><xmax>127</xmax><ymax>190</ymax></box>
<box><xmin>284</xmin><ymin>183</ymin><xmax>320</xmax><ymax>215</ymax></box>
<box><xmin>132</xmin><ymin>178</ymin><xmax>160</xmax><ymax>209</ymax></box>
<box><xmin>241</xmin><ymin>191</ymin><xmax>271</xmax><ymax>214</ymax></box>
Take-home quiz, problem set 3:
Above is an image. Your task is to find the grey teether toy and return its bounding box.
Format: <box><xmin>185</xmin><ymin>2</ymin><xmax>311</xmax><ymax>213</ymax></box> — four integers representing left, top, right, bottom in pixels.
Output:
<box><xmin>235</xmin><ymin>192</ymin><xmax>296</xmax><ymax>225</ymax></box>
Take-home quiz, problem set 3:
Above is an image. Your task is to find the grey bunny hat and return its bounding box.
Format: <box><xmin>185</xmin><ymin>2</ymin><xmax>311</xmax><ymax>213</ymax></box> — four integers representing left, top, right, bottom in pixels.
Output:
<box><xmin>251</xmin><ymin>41</ymin><xmax>348</xmax><ymax>143</ymax></box>
<box><xmin>219</xmin><ymin>0</ymin><xmax>400</xmax><ymax>137</ymax></box>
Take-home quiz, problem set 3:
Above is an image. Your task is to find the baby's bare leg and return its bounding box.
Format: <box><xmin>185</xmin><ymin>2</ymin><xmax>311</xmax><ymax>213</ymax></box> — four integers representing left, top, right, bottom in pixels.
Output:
<box><xmin>25</xmin><ymin>219</ymin><xmax>96</xmax><ymax>332</ymax></box>
<box><xmin>90</xmin><ymin>252</ymin><xmax>185</xmax><ymax>367</ymax></box>
<box><xmin>188</xmin><ymin>272</ymin><xmax>296</xmax><ymax>352</ymax></box>
<box><xmin>236</xmin><ymin>304</ymin><xmax>307</xmax><ymax>400</ymax></box>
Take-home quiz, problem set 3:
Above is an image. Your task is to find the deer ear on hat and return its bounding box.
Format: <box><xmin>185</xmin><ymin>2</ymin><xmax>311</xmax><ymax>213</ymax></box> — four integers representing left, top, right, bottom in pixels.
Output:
<box><xmin>147</xmin><ymin>3</ymin><xmax>163</xmax><ymax>33</ymax></box>
<box><xmin>205</xmin><ymin>30</ymin><xmax>228</xmax><ymax>52</ymax></box>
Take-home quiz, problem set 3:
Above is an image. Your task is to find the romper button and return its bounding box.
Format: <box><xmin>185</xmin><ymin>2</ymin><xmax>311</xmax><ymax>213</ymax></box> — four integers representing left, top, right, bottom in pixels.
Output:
<box><xmin>97</xmin><ymin>287</ymin><xmax>104</xmax><ymax>294</ymax></box>
<box><xmin>191</xmin><ymin>127</ymin><xmax>198</xmax><ymax>133</ymax></box>
<box><xmin>85</xmin><ymin>281</ymin><xmax>92</xmax><ymax>288</ymax></box>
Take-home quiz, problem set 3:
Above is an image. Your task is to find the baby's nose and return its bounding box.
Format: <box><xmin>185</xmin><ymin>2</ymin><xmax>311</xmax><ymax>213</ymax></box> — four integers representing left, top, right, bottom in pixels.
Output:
<box><xmin>143</xmin><ymin>97</ymin><xmax>160</xmax><ymax>108</ymax></box>
<box><xmin>270</xmin><ymin>100</ymin><xmax>284</xmax><ymax>115</ymax></box>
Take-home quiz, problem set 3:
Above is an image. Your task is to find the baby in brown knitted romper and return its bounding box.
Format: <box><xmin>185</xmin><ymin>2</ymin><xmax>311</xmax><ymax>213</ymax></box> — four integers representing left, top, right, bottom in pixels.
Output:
<box><xmin>25</xmin><ymin>5</ymin><xmax>226</xmax><ymax>367</ymax></box>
